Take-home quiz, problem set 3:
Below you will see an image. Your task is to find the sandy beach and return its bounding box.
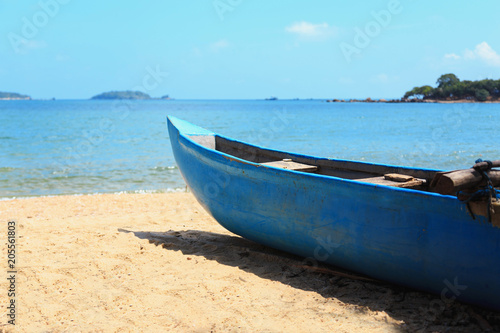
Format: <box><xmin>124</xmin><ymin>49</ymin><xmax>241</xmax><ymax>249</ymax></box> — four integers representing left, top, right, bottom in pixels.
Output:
<box><xmin>1</xmin><ymin>192</ymin><xmax>499</xmax><ymax>332</ymax></box>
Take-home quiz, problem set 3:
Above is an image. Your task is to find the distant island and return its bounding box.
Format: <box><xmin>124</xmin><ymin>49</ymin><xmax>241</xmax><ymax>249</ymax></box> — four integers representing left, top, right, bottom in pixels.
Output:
<box><xmin>327</xmin><ymin>74</ymin><xmax>500</xmax><ymax>103</ymax></box>
<box><xmin>91</xmin><ymin>91</ymin><xmax>152</xmax><ymax>100</ymax></box>
<box><xmin>0</xmin><ymin>92</ymin><xmax>31</xmax><ymax>100</ymax></box>
<box><xmin>90</xmin><ymin>91</ymin><xmax>173</xmax><ymax>100</ymax></box>
<box><xmin>403</xmin><ymin>73</ymin><xmax>499</xmax><ymax>102</ymax></box>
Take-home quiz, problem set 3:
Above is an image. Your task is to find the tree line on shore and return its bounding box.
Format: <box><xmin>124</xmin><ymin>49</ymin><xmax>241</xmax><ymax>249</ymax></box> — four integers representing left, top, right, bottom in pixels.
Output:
<box><xmin>404</xmin><ymin>74</ymin><xmax>500</xmax><ymax>102</ymax></box>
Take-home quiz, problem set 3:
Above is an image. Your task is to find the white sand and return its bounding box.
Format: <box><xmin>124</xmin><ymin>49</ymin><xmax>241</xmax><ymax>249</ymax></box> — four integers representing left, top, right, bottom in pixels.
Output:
<box><xmin>0</xmin><ymin>193</ymin><xmax>497</xmax><ymax>332</ymax></box>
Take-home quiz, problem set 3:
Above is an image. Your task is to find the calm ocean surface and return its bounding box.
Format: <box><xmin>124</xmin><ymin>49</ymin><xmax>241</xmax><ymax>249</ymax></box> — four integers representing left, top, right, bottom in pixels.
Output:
<box><xmin>0</xmin><ymin>99</ymin><xmax>498</xmax><ymax>199</ymax></box>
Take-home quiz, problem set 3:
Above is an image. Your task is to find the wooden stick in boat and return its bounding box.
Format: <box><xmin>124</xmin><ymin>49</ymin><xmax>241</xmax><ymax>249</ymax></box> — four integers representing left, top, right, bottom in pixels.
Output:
<box><xmin>430</xmin><ymin>169</ymin><xmax>500</xmax><ymax>195</ymax></box>
<box><xmin>473</xmin><ymin>160</ymin><xmax>500</xmax><ymax>171</ymax></box>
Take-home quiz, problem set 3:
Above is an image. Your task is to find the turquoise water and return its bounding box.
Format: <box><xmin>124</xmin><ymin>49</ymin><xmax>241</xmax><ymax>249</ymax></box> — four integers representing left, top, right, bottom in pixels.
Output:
<box><xmin>0</xmin><ymin>100</ymin><xmax>498</xmax><ymax>198</ymax></box>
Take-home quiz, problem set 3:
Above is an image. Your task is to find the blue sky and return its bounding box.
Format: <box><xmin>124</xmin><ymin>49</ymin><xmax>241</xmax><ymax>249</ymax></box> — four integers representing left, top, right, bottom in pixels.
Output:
<box><xmin>1</xmin><ymin>0</ymin><xmax>500</xmax><ymax>99</ymax></box>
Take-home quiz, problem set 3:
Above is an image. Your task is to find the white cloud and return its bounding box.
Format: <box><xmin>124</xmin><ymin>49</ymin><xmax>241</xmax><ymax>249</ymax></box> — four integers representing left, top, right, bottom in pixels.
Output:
<box><xmin>210</xmin><ymin>39</ymin><xmax>229</xmax><ymax>52</ymax></box>
<box><xmin>285</xmin><ymin>21</ymin><xmax>336</xmax><ymax>39</ymax></box>
<box><xmin>463</xmin><ymin>49</ymin><xmax>475</xmax><ymax>60</ymax></box>
<box><xmin>444</xmin><ymin>53</ymin><xmax>460</xmax><ymax>60</ymax></box>
<box><xmin>445</xmin><ymin>42</ymin><xmax>500</xmax><ymax>67</ymax></box>
<box><xmin>466</xmin><ymin>42</ymin><xmax>500</xmax><ymax>67</ymax></box>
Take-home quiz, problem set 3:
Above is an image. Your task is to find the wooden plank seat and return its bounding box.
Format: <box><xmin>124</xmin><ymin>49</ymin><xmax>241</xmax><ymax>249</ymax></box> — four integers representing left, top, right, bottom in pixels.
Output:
<box><xmin>261</xmin><ymin>161</ymin><xmax>424</xmax><ymax>189</ymax></box>
<box><xmin>356</xmin><ymin>173</ymin><xmax>425</xmax><ymax>189</ymax></box>
<box><xmin>261</xmin><ymin>159</ymin><xmax>318</xmax><ymax>172</ymax></box>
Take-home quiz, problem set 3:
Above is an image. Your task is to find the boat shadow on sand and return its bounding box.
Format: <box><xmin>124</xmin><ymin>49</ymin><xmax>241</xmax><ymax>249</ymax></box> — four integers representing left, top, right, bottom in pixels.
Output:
<box><xmin>121</xmin><ymin>228</ymin><xmax>500</xmax><ymax>332</ymax></box>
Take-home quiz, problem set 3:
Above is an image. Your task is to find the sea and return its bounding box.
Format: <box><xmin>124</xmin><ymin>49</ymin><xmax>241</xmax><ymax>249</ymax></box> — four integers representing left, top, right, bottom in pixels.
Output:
<box><xmin>1</xmin><ymin>99</ymin><xmax>498</xmax><ymax>199</ymax></box>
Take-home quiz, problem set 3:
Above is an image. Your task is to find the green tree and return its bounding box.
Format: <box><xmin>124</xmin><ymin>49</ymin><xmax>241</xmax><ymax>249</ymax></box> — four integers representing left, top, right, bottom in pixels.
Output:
<box><xmin>402</xmin><ymin>74</ymin><xmax>499</xmax><ymax>101</ymax></box>
<box><xmin>436</xmin><ymin>73</ymin><xmax>460</xmax><ymax>88</ymax></box>
<box><xmin>461</xmin><ymin>80</ymin><xmax>475</xmax><ymax>98</ymax></box>
<box><xmin>404</xmin><ymin>87</ymin><xmax>419</xmax><ymax>99</ymax></box>
<box><xmin>494</xmin><ymin>80</ymin><xmax>500</xmax><ymax>97</ymax></box>
<box><xmin>403</xmin><ymin>85</ymin><xmax>435</xmax><ymax>99</ymax></box>
<box><xmin>432</xmin><ymin>87</ymin><xmax>444</xmax><ymax>99</ymax></box>
<box><xmin>420</xmin><ymin>85</ymin><xmax>434</xmax><ymax>99</ymax></box>
<box><xmin>475</xmin><ymin>89</ymin><xmax>490</xmax><ymax>101</ymax></box>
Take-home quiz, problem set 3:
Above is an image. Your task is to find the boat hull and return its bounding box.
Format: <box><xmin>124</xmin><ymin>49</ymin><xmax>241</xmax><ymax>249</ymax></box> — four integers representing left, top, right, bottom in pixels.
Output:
<box><xmin>167</xmin><ymin>116</ymin><xmax>500</xmax><ymax>310</ymax></box>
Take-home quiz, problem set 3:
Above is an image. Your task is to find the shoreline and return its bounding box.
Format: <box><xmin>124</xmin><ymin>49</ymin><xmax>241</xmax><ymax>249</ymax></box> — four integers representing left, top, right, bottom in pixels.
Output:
<box><xmin>326</xmin><ymin>98</ymin><xmax>500</xmax><ymax>103</ymax></box>
<box><xmin>0</xmin><ymin>187</ymin><xmax>186</xmax><ymax>202</ymax></box>
<box><xmin>1</xmin><ymin>97</ymin><xmax>499</xmax><ymax>103</ymax></box>
<box><xmin>1</xmin><ymin>192</ymin><xmax>498</xmax><ymax>331</ymax></box>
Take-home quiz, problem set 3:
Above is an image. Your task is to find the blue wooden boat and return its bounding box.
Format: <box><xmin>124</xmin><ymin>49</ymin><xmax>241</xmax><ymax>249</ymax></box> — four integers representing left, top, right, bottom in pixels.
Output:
<box><xmin>167</xmin><ymin>116</ymin><xmax>500</xmax><ymax>310</ymax></box>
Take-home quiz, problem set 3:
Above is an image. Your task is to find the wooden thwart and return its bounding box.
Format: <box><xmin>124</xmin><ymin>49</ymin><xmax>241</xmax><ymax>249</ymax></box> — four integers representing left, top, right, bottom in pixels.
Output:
<box><xmin>261</xmin><ymin>159</ymin><xmax>318</xmax><ymax>172</ymax></box>
<box><xmin>357</xmin><ymin>174</ymin><xmax>425</xmax><ymax>189</ymax></box>
<box><xmin>384</xmin><ymin>173</ymin><xmax>414</xmax><ymax>182</ymax></box>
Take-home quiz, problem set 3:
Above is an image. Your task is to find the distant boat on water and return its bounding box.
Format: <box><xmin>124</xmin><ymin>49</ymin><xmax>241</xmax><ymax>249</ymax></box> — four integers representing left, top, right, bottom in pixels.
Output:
<box><xmin>265</xmin><ymin>96</ymin><xmax>278</xmax><ymax>101</ymax></box>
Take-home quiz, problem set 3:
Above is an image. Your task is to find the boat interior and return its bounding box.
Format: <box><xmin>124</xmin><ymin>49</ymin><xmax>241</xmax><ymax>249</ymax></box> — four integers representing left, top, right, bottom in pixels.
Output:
<box><xmin>189</xmin><ymin>135</ymin><xmax>439</xmax><ymax>191</ymax></box>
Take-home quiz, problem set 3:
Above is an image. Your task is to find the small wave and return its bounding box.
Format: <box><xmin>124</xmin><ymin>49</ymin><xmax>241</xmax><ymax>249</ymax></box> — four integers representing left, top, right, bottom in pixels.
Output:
<box><xmin>152</xmin><ymin>165</ymin><xmax>178</xmax><ymax>171</ymax></box>
<box><xmin>0</xmin><ymin>187</ymin><xmax>187</xmax><ymax>201</ymax></box>
<box><xmin>112</xmin><ymin>188</ymin><xmax>187</xmax><ymax>195</ymax></box>
<box><xmin>51</xmin><ymin>169</ymin><xmax>71</xmax><ymax>175</ymax></box>
<box><xmin>50</xmin><ymin>175</ymin><xmax>107</xmax><ymax>180</ymax></box>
